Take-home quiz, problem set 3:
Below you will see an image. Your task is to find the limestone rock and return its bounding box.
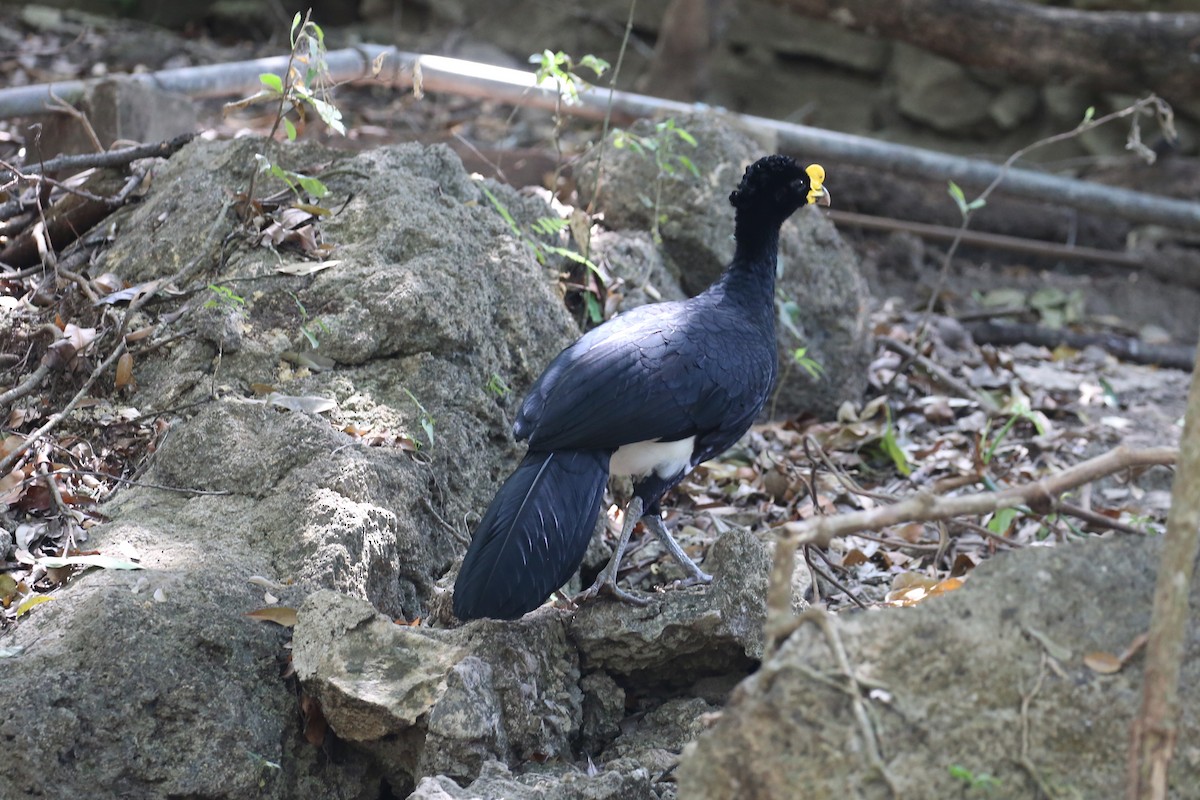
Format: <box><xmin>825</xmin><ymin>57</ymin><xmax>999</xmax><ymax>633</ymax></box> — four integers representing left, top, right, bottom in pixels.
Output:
<box><xmin>677</xmin><ymin>537</ymin><xmax>1200</xmax><ymax>798</ymax></box>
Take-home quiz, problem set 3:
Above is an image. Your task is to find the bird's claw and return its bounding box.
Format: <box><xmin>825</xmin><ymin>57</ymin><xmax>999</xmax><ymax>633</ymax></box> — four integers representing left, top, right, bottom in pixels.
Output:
<box><xmin>672</xmin><ymin>568</ymin><xmax>713</xmax><ymax>589</ymax></box>
<box><xmin>574</xmin><ymin>576</ymin><xmax>652</xmax><ymax>608</ymax></box>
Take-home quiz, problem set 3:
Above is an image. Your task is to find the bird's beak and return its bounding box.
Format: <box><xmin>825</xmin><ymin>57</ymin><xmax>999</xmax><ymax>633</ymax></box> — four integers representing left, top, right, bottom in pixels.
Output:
<box><xmin>804</xmin><ymin>164</ymin><xmax>830</xmax><ymax>207</ymax></box>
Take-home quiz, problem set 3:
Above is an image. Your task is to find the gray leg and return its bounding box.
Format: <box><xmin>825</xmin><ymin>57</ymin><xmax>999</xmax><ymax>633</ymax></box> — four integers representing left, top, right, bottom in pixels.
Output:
<box><xmin>574</xmin><ymin>496</ymin><xmax>652</xmax><ymax>607</ymax></box>
<box><xmin>642</xmin><ymin>512</ymin><xmax>713</xmax><ymax>586</ymax></box>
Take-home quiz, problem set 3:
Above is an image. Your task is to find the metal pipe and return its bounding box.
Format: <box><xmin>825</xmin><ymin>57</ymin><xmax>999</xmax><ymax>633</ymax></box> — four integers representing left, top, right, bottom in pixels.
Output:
<box><xmin>3</xmin><ymin>46</ymin><xmax>1197</xmax><ymax>233</ymax></box>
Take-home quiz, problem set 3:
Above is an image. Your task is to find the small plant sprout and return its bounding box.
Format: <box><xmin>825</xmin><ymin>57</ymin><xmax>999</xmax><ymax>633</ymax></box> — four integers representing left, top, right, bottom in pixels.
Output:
<box><xmin>792</xmin><ymin>347</ymin><xmax>824</xmax><ymax>380</ymax></box>
<box><xmin>948</xmin><ymin>764</ymin><xmax>1001</xmax><ymax>792</ymax></box>
<box><xmin>530</xmin><ymin>50</ymin><xmax>610</xmax><ymax>105</ymax></box>
<box><xmin>204</xmin><ymin>284</ymin><xmax>246</xmax><ymax>311</ymax></box>
<box><xmin>948</xmin><ymin>180</ymin><xmax>986</xmax><ymax>218</ymax></box>
<box><xmin>529</xmin><ymin>50</ymin><xmax>610</xmax><ymax>177</ymax></box>
<box><xmin>611</xmin><ymin>119</ymin><xmax>700</xmax><ymax>243</ymax></box>
<box><xmin>477</xmin><ymin>183</ymin><xmax>607</xmax><ymax>324</ymax></box>
<box><xmin>403</xmin><ymin>389</ymin><xmax>436</xmax><ymax>450</ymax></box>
<box><xmin>486</xmin><ymin>374</ymin><xmax>511</xmax><ymax>397</ymax></box>
<box><xmin>230</xmin><ymin>10</ymin><xmax>345</xmax><ymax>209</ymax></box>
<box><xmin>257</xmin><ymin>12</ymin><xmax>345</xmax><ymax>140</ymax></box>
<box><xmin>289</xmin><ymin>293</ymin><xmax>327</xmax><ymax>349</ymax></box>
<box><xmin>777</xmin><ymin>297</ymin><xmax>825</xmax><ymax>380</ymax></box>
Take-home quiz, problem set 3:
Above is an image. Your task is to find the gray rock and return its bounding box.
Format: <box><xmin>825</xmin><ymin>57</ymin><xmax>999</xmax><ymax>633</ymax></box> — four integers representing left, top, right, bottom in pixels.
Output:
<box><xmin>0</xmin><ymin>562</ymin><xmax>301</xmax><ymax>798</ymax></box>
<box><xmin>729</xmin><ymin>9</ymin><xmax>891</xmax><ymax>74</ymax></box>
<box><xmin>569</xmin><ymin>527</ymin><xmax>770</xmax><ymax>687</ymax></box>
<box><xmin>579</xmin><ymin>671</ymin><xmax>626</xmax><ymax>755</ymax></box>
<box><xmin>0</xmin><ymin>137</ymin><xmax>585</xmax><ymax>798</ymax></box>
<box><xmin>408</xmin><ymin>758</ymin><xmax>658</xmax><ymax>800</ymax></box>
<box><xmin>294</xmin><ymin>591</ymin><xmax>583</xmax><ymax>791</ymax></box>
<box><xmin>893</xmin><ymin>43</ymin><xmax>995</xmax><ymax>133</ymax></box>
<box><xmin>677</xmin><ymin>536</ymin><xmax>1200</xmax><ymax>798</ymax></box>
<box><xmin>989</xmin><ymin>85</ymin><xmax>1040</xmax><ymax>130</ymax></box>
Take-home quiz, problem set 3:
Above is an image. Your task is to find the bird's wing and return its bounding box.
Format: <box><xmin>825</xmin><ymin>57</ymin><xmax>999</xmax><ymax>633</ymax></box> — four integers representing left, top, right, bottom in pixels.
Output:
<box><xmin>515</xmin><ymin>299</ymin><xmax>776</xmax><ymax>453</ymax></box>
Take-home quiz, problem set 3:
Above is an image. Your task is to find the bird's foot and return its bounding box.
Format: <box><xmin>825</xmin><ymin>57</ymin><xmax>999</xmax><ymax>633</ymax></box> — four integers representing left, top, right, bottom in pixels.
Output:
<box><xmin>574</xmin><ymin>575</ymin><xmax>652</xmax><ymax>608</ymax></box>
<box><xmin>671</xmin><ymin>567</ymin><xmax>713</xmax><ymax>589</ymax></box>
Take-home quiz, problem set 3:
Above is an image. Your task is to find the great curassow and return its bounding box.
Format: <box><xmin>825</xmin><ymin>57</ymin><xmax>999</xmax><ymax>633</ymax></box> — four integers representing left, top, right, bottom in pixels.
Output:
<box><xmin>453</xmin><ymin>155</ymin><xmax>830</xmax><ymax>620</ymax></box>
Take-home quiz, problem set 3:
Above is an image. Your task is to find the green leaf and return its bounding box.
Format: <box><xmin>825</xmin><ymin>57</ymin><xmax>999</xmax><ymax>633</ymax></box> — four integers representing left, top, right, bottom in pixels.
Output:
<box><xmin>674</xmin><ymin>127</ymin><xmax>698</xmax><ymax>147</ymax></box>
<box><xmin>948</xmin><ymin>181</ymin><xmax>968</xmax><ymax>215</ymax></box>
<box><xmin>290</xmin><ymin>11</ymin><xmax>302</xmax><ymax>41</ymax></box>
<box><xmin>283</xmin><ymin>117</ymin><xmax>297</xmax><ymax>141</ymax></box>
<box><xmin>793</xmin><ymin>347</ymin><xmax>825</xmax><ymax>379</ymax></box>
<box><xmin>880</xmin><ymin>426</ymin><xmax>911</xmax><ymax>476</ymax></box>
<box><xmin>531</xmin><ymin>216</ymin><xmax>570</xmax><ymax>236</ymax></box>
<box><xmin>578</xmin><ymin>54</ymin><xmax>610</xmax><ymax>76</ymax></box>
<box><xmin>542</xmin><ymin>244</ymin><xmax>602</xmax><ymax>278</ymax></box>
<box><xmin>297</xmin><ymin>176</ymin><xmax>328</xmax><ymax>198</ymax></box>
<box><xmin>776</xmin><ymin>298</ymin><xmax>805</xmax><ymax>340</ymax></box>
<box><xmin>1098</xmin><ymin>377</ymin><xmax>1119</xmax><ymax>407</ymax></box>
<box><xmin>259</xmin><ymin>72</ymin><xmax>284</xmax><ymax>93</ymax></box>
<box><xmin>584</xmin><ymin>292</ymin><xmax>603</xmax><ymax>323</ymax></box>
<box><xmin>676</xmin><ymin>155</ymin><xmax>700</xmax><ymax>178</ymax></box>
<box><xmin>879</xmin><ymin>407</ymin><xmax>911</xmax><ymax>476</ymax></box>
<box><xmin>987</xmin><ymin>507</ymin><xmax>1019</xmax><ymax>536</ymax></box>
<box><xmin>16</xmin><ymin>594</ymin><xmax>52</xmax><ymax>618</ymax></box>
<box><xmin>1082</xmin><ymin>106</ymin><xmax>1096</xmax><ymax>124</ymax></box>
<box><xmin>306</xmin><ymin>96</ymin><xmax>345</xmax><ymax>135</ymax></box>
<box><xmin>478</xmin><ymin>184</ymin><xmax>522</xmax><ymax>238</ymax></box>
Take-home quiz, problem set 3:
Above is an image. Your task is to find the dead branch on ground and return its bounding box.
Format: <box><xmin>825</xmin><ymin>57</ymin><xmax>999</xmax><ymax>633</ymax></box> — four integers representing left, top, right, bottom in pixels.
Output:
<box><xmin>767</xmin><ymin>445</ymin><xmax>1178</xmax><ymax>649</ymax></box>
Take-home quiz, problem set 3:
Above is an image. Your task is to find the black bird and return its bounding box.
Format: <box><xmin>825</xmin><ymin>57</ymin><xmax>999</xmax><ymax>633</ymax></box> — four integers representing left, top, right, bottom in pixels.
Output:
<box><xmin>453</xmin><ymin>155</ymin><xmax>830</xmax><ymax>621</ymax></box>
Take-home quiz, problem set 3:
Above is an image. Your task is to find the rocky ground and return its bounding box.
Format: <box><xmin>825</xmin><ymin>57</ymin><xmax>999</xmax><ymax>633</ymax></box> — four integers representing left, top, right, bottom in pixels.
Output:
<box><xmin>0</xmin><ymin>4</ymin><xmax>1197</xmax><ymax>800</ymax></box>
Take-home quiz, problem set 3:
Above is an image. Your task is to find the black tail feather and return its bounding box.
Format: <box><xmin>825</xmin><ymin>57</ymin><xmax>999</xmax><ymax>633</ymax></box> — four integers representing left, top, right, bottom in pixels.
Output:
<box><xmin>453</xmin><ymin>449</ymin><xmax>609</xmax><ymax>620</ymax></box>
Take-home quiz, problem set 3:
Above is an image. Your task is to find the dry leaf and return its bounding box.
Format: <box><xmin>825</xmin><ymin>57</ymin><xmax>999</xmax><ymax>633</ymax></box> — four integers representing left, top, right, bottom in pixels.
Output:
<box><xmin>842</xmin><ymin>549</ymin><xmax>869</xmax><ymax>568</ymax></box>
<box><xmin>300</xmin><ymin>693</ymin><xmax>328</xmax><ymax>746</ymax></box>
<box><xmin>15</xmin><ymin>593</ymin><xmax>53</xmax><ymax>617</ymax></box>
<box><xmin>115</xmin><ymin>352</ymin><xmax>135</xmax><ymax>390</ymax></box>
<box><xmin>1083</xmin><ymin>652</ymin><xmax>1123</xmax><ymax>674</ymax></box>
<box><xmin>246</xmin><ymin>606</ymin><xmax>299</xmax><ymax>627</ymax></box>
<box><xmin>928</xmin><ymin>576</ymin><xmax>964</xmax><ymax>595</ymax></box>
<box><xmin>265</xmin><ymin>393</ymin><xmax>338</xmax><ymax>414</ymax></box>
<box><xmin>275</xmin><ymin>259</ymin><xmax>341</xmax><ymax>276</ymax></box>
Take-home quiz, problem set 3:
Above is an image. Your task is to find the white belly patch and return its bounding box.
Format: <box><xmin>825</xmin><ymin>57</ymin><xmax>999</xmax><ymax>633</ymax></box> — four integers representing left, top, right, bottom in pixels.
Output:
<box><xmin>609</xmin><ymin>436</ymin><xmax>696</xmax><ymax>479</ymax></box>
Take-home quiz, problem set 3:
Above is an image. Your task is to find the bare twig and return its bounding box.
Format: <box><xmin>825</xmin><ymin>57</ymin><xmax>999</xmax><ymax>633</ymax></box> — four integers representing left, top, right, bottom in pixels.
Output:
<box><xmin>877</xmin><ymin>335</ymin><xmax>1000</xmax><ymax>414</ymax></box>
<box><xmin>0</xmin><ymin>359</ymin><xmax>54</xmax><ymax>408</ymax></box>
<box><xmin>5</xmin><ymin>468</ymin><xmax>232</xmax><ymax>498</ymax></box>
<box><xmin>0</xmin><ymin>135</ymin><xmax>192</xmax><ymax>182</ymax></box>
<box><xmin>767</xmin><ymin>446</ymin><xmax>1177</xmax><ymax>648</ymax></box>
<box><xmin>584</xmin><ymin>0</ymin><xmax>637</xmax><ymax>221</ymax></box>
<box><xmin>1016</xmin><ymin>653</ymin><xmax>1055</xmax><ymax>798</ymax></box>
<box><xmin>1058</xmin><ymin>501</ymin><xmax>1150</xmax><ymax>537</ymax></box>
<box><xmin>917</xmin><ymin>95</ymin><xmax>1173</xmax><ymax>343</ymax></box>
<box><xmin>805</xmin><ymin>610</ymin><xmax>899</xmax><ymax>796</ymax></box>
<box><xmin>36</xmin><ymin>166</ymin><xmax>150</xmax><ymax>208</ymax></box>
<box><xmin>46</xmin><ymin>90</ymin><xmax>103</xmax><ymax>153</ymax></box>
<box><xmin>0</xmin><ymin>201</ymin><xmax>232</xmax><ymax>477</ymax></box>
<box><xmin>777</xmin><ymin>445</ymin><xmax>1176</xmax><ymax>548</ymax></box>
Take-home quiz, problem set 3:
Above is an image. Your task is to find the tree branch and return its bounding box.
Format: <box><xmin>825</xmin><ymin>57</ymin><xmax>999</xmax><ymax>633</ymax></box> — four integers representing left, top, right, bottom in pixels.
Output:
<box><xmin>1127</xmin><ymin>344</ymin><xmax>1200</xmax><ymax>799</ymax></box>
